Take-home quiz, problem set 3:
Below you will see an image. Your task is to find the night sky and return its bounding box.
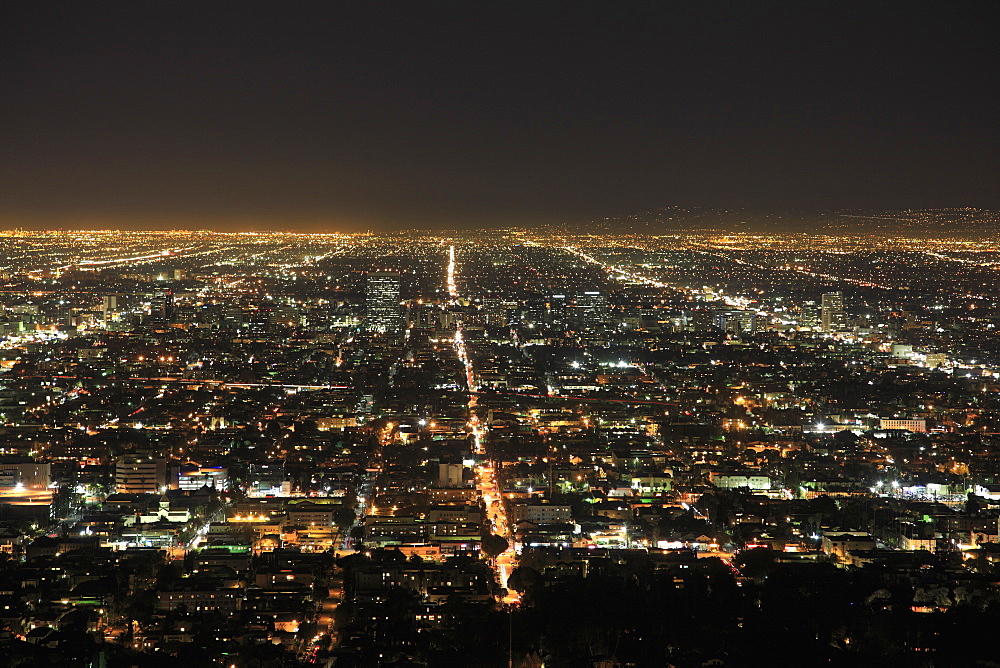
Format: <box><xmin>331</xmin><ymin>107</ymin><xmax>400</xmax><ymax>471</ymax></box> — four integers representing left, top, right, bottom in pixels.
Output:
<box><xmin>2</xmin><ymin>2</ymin><xmax>998</xmax><ymax>231</ymax></box>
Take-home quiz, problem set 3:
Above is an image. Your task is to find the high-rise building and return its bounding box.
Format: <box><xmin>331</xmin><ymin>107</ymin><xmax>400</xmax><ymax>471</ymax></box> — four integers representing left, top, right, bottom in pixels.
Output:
<box><xmin>101</xmin><ymin>294</ymin><xmax>119</xmax><ymax>321</ymax></box>
<box><xmin>517</xmin><ymin>294</ymin><xmax>548</xmax><ymax>328</ymax></box>
<box><xmin>481</xmin><ymin>296</ymin><xmax>515</xmax><ymax>326</ymax></box>
<box><xmin>821</xmin><ymin>291</ymin><xmax>847</xmax><ymax>332</ymax></box>
<box><xmin>151</xmin><ymin>287</ymin><xmax>174</xmax><ymax>320</ymax></box>
<box><xmin>548</xmin><ymin>293</ymin><xmax>568</xmax><ymax>325</ymax></box>
<box><xmin>365</xmin><ymin>271</ymin><xmax>403</xmax><ymax>333</ymax></box>
<box><xmin>800</xmin><ymin>303</ymin><xmax>821</xmax><ymax>329</ymax></box>
<box><xmin>438</xmin><ymin>463</ymin><xmax>465</xmax><ymax>487</ymax></box>
<box><xmin>575</xmin><ymin>291</ymin><xmax>609</xmax><ymax>329</ymax></box>
<box><xmin>715</xmin><ymin>310</ymin><xmax>759</xmax><ymax>333</ymax></box>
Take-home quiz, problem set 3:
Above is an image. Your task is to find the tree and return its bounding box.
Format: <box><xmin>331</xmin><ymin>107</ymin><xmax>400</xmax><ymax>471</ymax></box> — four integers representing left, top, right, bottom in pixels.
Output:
<box><xmin>966</xmin><ymin>492</ymin><xmax>987</xmax><ymax>515</ymax></box>
<box><xmin>334</xmin><ymin>505</ymin><xmax>357</xmax><ymax>529</ymax></box>
<box><xmin>506</xmin><ymin>566</ymin><xmax>542</xmax><ymax>594</ymax></box>
<box><xmin>733</xmin><ymin>547</ymin><xmax>778</xmax><ymax>581</ymax></box>
<box><xmin>481</xmin><ymin>533</ymin><xmax>509</xmax><ymax>559</ymax></box>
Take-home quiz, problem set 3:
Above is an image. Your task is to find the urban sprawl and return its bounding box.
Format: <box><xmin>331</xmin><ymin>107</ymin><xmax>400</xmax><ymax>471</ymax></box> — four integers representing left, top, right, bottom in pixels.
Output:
<box><xmin>0</xmin><ymin>229</ymin><xmax>999</xmax><ymax>666</ymax></box>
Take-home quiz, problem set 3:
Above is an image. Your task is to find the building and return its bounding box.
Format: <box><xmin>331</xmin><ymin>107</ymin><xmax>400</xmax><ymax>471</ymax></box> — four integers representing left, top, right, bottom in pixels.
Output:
<box><xmin>548</xmin><ymin>293</ymin><xmax>568</xmax><ymax>325</ymax></box>
<box><xmin>800</xmin><ymin>304</ymin><xmax>820</xmax><ymax>328</ymax></box>
<box><xmin>173</xmin><ymin>464</ymin><xmax>229</xmax><ymax>491</ymax></box>
<box><xmin>630</xmin><ymin>474</ymin><xmax>673</xmax><ymax>494</ymax></box>
<box><xmin>879</xmin><ymin>418</ymin><xmax>927</xmax><ymax>433</ymax></box>
<box><xmin>115</xmin><ymin>457</ymin><xmax>167</xmax><ymax>494</ymax></box>
<box><xmin>150</xmin><ymin>287</ymin><xmax>174</xmax><ymax>320</ymax></box>
<box><xmin>822</xmin><ymin>531</ymin><xmax>876</xmax><ymax>561</ymax></box>
<box><xmin>438</xmin><ymin>463</ymin><xmax>465</xmax><ymax>487</ymax></box>
<box><xmin>0</xmin><ymin>458</ymin><xmax>51</xmax><ymax>490</ymax></box>
<box><xmin>101</xmin><ymin>294</ymin><xmax>119</xmax><ymax>321</ymax></box>
<box><xmin>714</xmin><ymin>310</ymin><xmax>759</xmax><ymax>334</ymax></box>
<box><xmin>575</xmin><ymin>291</ymin><xmax>608</xmax><ymax>329</ymax></box>
<box><xmin>286</xmin><ymin>498</ymin><xmax>340</xmax><ymax>527</ymax></box>
<box><xmin>481</xmin><ymin>296</ymin><xmax>515</xmax><ymax>326</ymax></box>
<box><xmin>428</xmin><ymin>487</ymin><xmax>480</xmax><ymax>504</ymax></box>
<box><xmin>157</xmin><ymin>584</ymin><xmax>242</xmax><ymax>613</ymax></box>
<box><xmin>900</xmin><ymin>534</ymin><xmax>937</xmax><ymax>552</ymax></box>
<box><xmin>924</xmin><ymin>353</ymin><xmax>948</xmax><ymax>369</ymax></box>
<box><xmin>508</xmin><ymin>501</ymin><xmax>573</xmax><ymax>525</ymax></box>
<box><xmin>365</xmin><ymin>271</ymin><xmax>403</xmax><ymax>333</ymax></box>
<box><xmin>820</xmin><ymin>291</ymin><xmax>846</xmax><ymax>332</ymax></box>
<box><xmin>711</xmin><ymin>472</ymin><xmax>771</xmax><ymax>490</ymax></box>
<box><xmin>124</xmin><ymin>496</ymin><xmax>191</xmax><ymax>525</ymax></box>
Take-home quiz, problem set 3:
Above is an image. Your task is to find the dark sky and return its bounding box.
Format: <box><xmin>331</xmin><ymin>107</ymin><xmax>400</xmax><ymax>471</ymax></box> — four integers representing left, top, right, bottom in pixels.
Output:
<box><xmin>2</xmin><ymin>2</ymin><xmax>998</xmax><ymax>231</ymax></box>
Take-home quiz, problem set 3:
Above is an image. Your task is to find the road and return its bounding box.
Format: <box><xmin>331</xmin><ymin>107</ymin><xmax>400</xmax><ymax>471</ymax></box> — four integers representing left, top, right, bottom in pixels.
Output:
<box><xmin>447</xmin><ymin>243</ymin><xmax>520</xmax><ymax>606</ymax></box>
<box><xmin>342</xmin><ymin>472</ymin><xmax>375</xmax><ymax>551</ymax></box>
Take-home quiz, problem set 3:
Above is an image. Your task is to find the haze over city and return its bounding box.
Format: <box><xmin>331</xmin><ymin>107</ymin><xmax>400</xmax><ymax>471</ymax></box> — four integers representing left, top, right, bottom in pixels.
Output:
<box><xmin>3</xmin><ymin>3</ymin><xmax>999</xmax><ymax>232</ymax></box>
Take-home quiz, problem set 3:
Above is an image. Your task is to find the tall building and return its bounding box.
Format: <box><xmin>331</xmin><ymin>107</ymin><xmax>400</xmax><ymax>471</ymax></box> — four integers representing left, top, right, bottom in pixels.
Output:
<box><xmin>715</xmin><ymin>310</ymin><xmax>759</xmax><ymax>334</ymax></box>
<box><xmin>438</xmin><ymin>463</ymin><xmax>465</xmax><ymax>487</ymax></box>
<box><xmin>517</xmin><ymin>294</ymin><xmax>548</xmax><ymax>328</ymax></box>
<box><xmin>101</xmin><ymin>294</ymin><xmax>119</xmax><ymax>322</ymax></box>
<box><xmin>365</xmin><ymin>271</ymin><xmax>403</xmax><ymax>333</ymax></box>
<box><xmin>821</xmin><ymin>291</ymin><xmax>847</xmax><ymax>332</ymax></box>
<box><xmin>547</xmin><ymin>293</ymin><xmax>568</xmax><ymax>326</ymax></box>
<box><xmin>575</xmin><ymin>291</ymin><xmax>609</xmax><ymax>329</ymax></box>
<box><xmin>799</xmin><ymin>302</ymin><xmax>820</xmax><ymax>329</ymax></box>
<box><xmin>151</xmin><ymin>287</ymin><xmax>174</xmax><ymax>320</ymax></box>
<box><xmin>481</xmin><ymin>296</ymin><xmax>515</xmax><ymax>326</ymax></box>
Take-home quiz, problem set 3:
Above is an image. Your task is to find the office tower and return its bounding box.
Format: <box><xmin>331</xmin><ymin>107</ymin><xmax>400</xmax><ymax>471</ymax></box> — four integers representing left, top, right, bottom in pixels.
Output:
<box><xmin>101</xmin><ymin>294</ymin><xmax>119</xmax><ymax>322</ymax></box>
<box><xmin>715</xmin><ymin>310</ymin><xmax>757</xmax><ymax>333</ymax></box>
<box><xmin>548</xmin><ymin>293</ymin><xmax>568</xmax><ymax>325</ymax></box>
<box><xmin>407</xmin><ymin>302</ymin><xmax>437</xmax><ymax>329</ymax></box>
<box><xmin>482</xmin><ymin>296</ymin><xmax>514</xmax><ymax>326</ymax></box>
<box><xmin>518</xmin><ymin>294</ymin><xmax>548</xmax><ymax>328</ymax></box>
<box><xmin>800</xmin><ymin>303</ymin><xmax>820</xmax><ymax>329</ymax></box>
<box><xmin>151</xmin><ymin>287</ymin><xmax>174</xmax><ymax>320</ymax></box>
<box><xmin>821</xmin><ymin>291</ymin><xmax>846</xmax><ymax>332</ymax></box>
<box><xmin>575</xmin><ymin>291</ymin><xmax>609</xmax><ymax>329</ymax></box>
<box><xmin>366</xmin><ymin>271</ymin><xmax>403</xmax><ymax>333</ymax></box>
